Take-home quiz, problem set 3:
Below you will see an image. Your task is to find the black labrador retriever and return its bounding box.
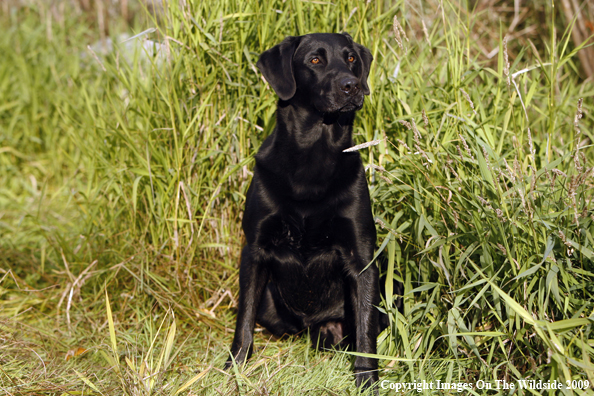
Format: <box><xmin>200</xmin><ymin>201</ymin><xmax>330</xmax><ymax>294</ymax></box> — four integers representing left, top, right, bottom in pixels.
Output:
<box><xmin>227</xmin><ymin>32</ymin><xmax>383</xmax><ymax>391</ymax></box>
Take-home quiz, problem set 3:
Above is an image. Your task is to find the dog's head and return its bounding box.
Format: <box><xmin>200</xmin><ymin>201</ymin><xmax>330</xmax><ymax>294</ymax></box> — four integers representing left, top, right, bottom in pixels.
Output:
<box><xmin>256</xmin><ymin>33</ymin><xmax>373</xmax><ymax>113</ymax></box>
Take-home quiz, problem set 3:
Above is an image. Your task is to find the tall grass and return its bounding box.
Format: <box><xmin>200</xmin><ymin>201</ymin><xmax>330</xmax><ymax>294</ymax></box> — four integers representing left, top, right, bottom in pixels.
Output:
<box><xmin>1</xmin><ymin>0</ymin><xmax>593</xmax><ymax>394</ymax></box>
<box><xmin>372</xmin><ymin>6</ymin><xmax>594</xmax><ymax>385</ymax></box>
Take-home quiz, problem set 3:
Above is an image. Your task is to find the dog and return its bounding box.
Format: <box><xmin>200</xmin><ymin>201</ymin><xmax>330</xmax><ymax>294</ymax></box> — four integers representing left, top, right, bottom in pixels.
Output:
<box><xmin>227</xmin><ymin>32</ymin><xmax>384</xmax><ymax>391</ymax></box>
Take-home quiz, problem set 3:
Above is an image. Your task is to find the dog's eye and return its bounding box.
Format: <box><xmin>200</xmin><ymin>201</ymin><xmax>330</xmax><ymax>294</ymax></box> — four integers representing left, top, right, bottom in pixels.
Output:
<box><xmin>347</xmin><ymin>56</ymin><xmax>355</xmax><ymax>63</ymax></box>
<box><xmin>311</xmin><ymin>57</ymin><xmax>320</xmax><ymax>64</ymax></box>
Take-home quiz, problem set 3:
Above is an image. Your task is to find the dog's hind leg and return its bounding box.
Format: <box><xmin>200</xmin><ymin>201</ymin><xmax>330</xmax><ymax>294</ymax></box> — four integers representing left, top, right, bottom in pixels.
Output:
<box><xmin>310</xmin><ymin>320</ymin><xmax>351</xmax><ymax>351</ymax></box>
<box><xmin>256</xmin><ymin>283</ymin><xmax>302</xmax><ymax>337</ymax></box>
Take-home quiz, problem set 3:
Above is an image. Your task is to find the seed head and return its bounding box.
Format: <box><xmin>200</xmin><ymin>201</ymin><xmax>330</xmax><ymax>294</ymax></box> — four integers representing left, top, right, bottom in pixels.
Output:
<box><xmin>496</xmin><ymin>208</ymin><xmax>506</xmax><ymax>222</ymax></box>
<box><xmin>528</xmin><ymin>165</ymin><xmax>537</xmax><ymax>193</ymax></box>
<box><xmin>380</xmin><ymin>174</ymin><xmax>394</xmax><ymax>184</ymax></box>
<box><xmin>398</xmin><ymin>120</ymin><xmax>412</xmax><ymax>130</ymax></box>
<box><xmin>366</xmin><ymin>164</ymin><xmax>386</xmax><ymax>172</ymax></box>
<box><xmin>477</xmin><ymin>195</ymin><xmax>493</xmax><ymax>212</ymax></box>
<box><xmin>422</xmin><ymin>20</ymin><xmax>431</xmax><ymax>46</ymax></box>
<box><xmin>375</xmin><ymin>218</ymin><xmax>387</xmax><ymax>229</ymax></box>
<box><xmin>551</xmin><ymin>168</ymin><xmax>567</xmax><ymax>178</ymax></box>
<box><xmin>527</xmin><ymin>127</ymin><xmax>535</xmax><ymax>157</ymax></box>
<box><xmin>393</xmin><ymin>16</ymin><xmax>406</xmax><ymax>50</ymax></box>
<box><xmin>458</xmin><ymin>134</ymin><xmax>474</xmax><ymax>160</ymax></box>
<box><xmin>497</xmin><ymin>243</ymin><xmax>507</xmax><ymax>255</ymax></box>
<box><xmin>549</xmin><ymin>171</ymin><xmax>557</xmax><ymax>191</ymax></box>
<box><xmin>513</xmin><ymin>157</ymin><xmax>523</xmax><ymax>181</ymax></box>
<box><xmin>397</xmin><ymin>139</ymin><xmax>411</xmax><ymax>153</ymax></box>
<box><xmin>482</xmin><ymin>145</ymin><xmax>492</xmax><ymax>172</ymax></box>
<box><xmin>422</xmin><ymin>109</ymin><xmax>429</xmax><ymax>127</ymax></box>
<box><xmin>445</xmin><ymin>158</ymin><xmax>459</xmax><ymax>180</ymax></box>
<box><xmin>460</xmin><ymin>88</ymin><xmax>477</xmax><ymax>117</ymax></box>
<box><xmin>412</xmin><ymin>118</ymin><xmax>422</xmax><ymax>146</ymax></box>
<box><xmin>574</xmin><ymin>146</ymin><xmax>584</xmax><ymax>173</ymax></box>
<box><xmin>558</xmin><ymin>230</ymin><xmax>571</xmax><ymax>247</ymax></box>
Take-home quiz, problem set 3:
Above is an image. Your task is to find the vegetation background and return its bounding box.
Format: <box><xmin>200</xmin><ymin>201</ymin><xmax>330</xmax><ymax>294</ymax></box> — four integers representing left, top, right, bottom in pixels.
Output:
<box><xmin>1</xmin><ymin>0</ymin><xmax>593</xmax><ymax>394</ymax></box>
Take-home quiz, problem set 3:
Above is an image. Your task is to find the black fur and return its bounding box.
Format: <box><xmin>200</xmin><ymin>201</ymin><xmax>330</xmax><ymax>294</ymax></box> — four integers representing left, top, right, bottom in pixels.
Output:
<box><xmin>226</xmin><ymin>33</ymin><xmax>388</xmax><ymax>391</ymax></box>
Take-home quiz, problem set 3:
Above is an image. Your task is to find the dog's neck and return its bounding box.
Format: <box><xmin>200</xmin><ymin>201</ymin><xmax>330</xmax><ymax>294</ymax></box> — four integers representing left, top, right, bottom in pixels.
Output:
<box><xmin>255</xmin><ymin>98</ymin><xmax>360</xmax><ymax>201</ymax></box>
<box><xmin>276</xmin><ymin>98</ymin><xmax>356</xmax><ymax>151</ymax></box>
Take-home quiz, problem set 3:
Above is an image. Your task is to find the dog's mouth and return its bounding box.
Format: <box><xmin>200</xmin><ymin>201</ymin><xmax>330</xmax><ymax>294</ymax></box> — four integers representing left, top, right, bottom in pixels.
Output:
<box><xmin>311</xmin><ymin>89</ymin><xmax>366</xmax><ymax>114</ymax></box>
<box><xmin>318</xmin><ymin>96</ymin><xmax>364</xmax><ymax>114</ymax></box>
<box><xmin>338</xmin><ymin>101</ymin><xmax>363</xmax><ymax>112</ymax></box>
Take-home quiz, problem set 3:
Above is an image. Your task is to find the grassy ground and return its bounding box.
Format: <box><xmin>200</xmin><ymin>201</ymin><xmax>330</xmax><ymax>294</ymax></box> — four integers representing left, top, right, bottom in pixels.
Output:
<box><xmin>1</xmin><ymin>0</ymin><xmax>594</xmax><ymax>395</ymax></box>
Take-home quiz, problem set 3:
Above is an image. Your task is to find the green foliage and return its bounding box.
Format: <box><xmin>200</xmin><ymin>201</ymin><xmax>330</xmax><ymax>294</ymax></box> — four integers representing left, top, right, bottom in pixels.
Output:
<box><xmin>1</xmin><ymin>0</ymin><xmax>593</xmax><ymax>394</ymax></box>
<box><xmin>363</xmin><ymin>3</ymin><xmax>594</xmax><ymax>381</ymax></box>
<box><xmin>366</xmin><ymin>3</ymin><xmax>594</xmax><ymax>386</ymax></box>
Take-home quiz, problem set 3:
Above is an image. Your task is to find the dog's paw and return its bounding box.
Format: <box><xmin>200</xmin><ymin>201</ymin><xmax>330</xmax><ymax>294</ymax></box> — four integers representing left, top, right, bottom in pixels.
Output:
<box><xmin>224</xmin><ymin>347</ymin><xmax>250</xmax><ymax>370</ymax></box>
<box><xmin>355</xmin><ymin>369</ymin><xmax>379</xmax><ymax>394</ymax></box>
<box><xmin>224</xmin><ymin>354</ymin><xmax>243</xmax><ymax>370</ymax></box>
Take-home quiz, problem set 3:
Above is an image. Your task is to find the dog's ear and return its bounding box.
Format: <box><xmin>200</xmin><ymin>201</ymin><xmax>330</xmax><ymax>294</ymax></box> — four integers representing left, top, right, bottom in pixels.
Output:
<box><xmin>257</xmin><ymin>36</ymin><xmax>302</xmax><ymax>101</ymax></box>
<box><xmin>354</xmin><ymin>43</ymin><xmax>373</xmax><ymax>95</ymax></box>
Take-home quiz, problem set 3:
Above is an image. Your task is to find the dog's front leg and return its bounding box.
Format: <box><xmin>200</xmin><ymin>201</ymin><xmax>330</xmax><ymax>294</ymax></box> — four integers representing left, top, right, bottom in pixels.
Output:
<box><xmin>226</xmin><ymin>245</ymin><xmax>268</xmax><ymax>368</ymax></box>
<box><xmin>349</xmin><ymin>263</ymin><xmax>380</xmax><ymax>391</ymax></box>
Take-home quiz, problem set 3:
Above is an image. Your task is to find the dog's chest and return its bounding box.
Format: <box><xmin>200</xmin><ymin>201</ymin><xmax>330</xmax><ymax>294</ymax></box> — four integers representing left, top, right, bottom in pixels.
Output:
<box><xmin>292</xmin><ymin>142</ymin><xmax>339</xmax><ymax>187</ymax></box>
<box><xmin>267</xmin><ymin>211</ymin><xmax>343</xmax><ymax>255</ymax></box>
<box><xmin>262</xmin><ymin>213</ymin><xmax>352</xmax><ymax>316</ymax></box>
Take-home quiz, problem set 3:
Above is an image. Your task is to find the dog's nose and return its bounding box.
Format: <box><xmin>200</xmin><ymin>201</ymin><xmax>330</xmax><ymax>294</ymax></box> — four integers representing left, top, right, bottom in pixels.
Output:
<box><xmin>339</xmin><ymin>77</ymin><xmax>360</xmax><ymax>95</ymax></box>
